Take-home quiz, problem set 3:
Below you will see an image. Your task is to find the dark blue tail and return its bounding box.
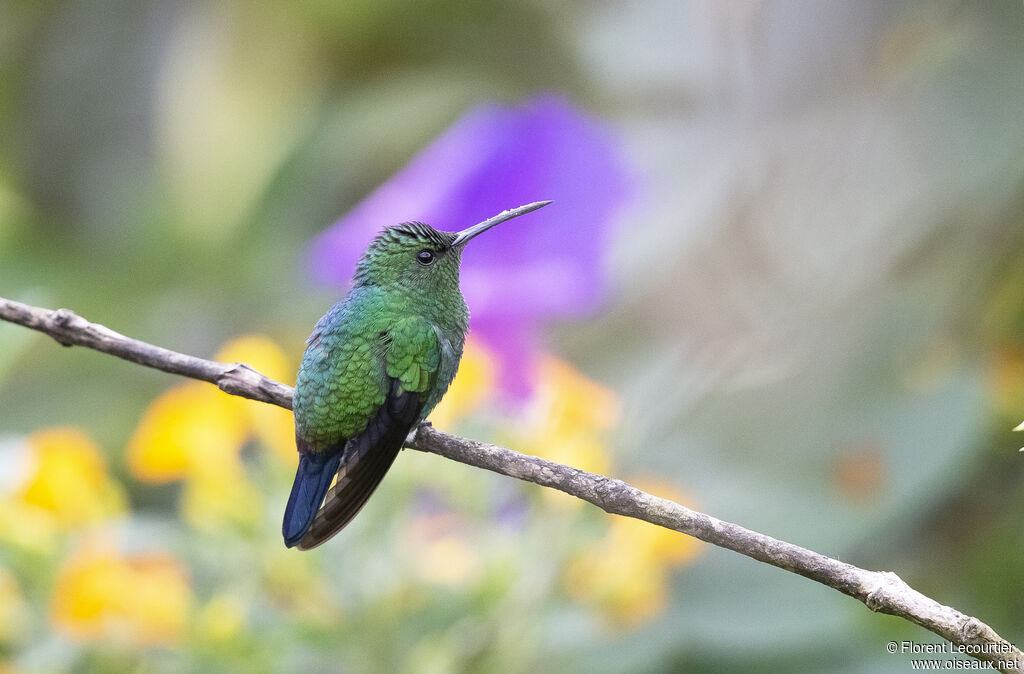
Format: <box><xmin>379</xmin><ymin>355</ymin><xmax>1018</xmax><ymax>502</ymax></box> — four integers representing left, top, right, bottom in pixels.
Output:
<box><xmin>283</xmin><ymin>448</ymin><xmax>343</xmax><ymax>548</ymax></box>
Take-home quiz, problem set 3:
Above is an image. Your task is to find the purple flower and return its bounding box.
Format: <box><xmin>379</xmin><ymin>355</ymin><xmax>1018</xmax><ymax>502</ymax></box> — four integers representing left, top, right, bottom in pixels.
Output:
<box><xmin>308</xmin><ymin>95</ymin><xmax>633</xmax><ymax>398</ymax></box>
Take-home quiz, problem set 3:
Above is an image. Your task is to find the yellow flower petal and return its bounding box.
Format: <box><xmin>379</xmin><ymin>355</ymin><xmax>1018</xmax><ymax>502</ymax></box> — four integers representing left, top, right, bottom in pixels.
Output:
<box><xmin>428</xmin><ymin>338</ymin><xmax>496</xmax><ymax>429</ymax></box>
<box><xmin>0</xmin><ymin>500</ymin><xmax>61</xmax><ymax>554</ymax></box>
<box><xmin>215</xmin><ymin>333</ymin><xmax>292</xmax><ymax>381</ymax></box>
<box><xmin>52</xmin><ymin>540</ymin><xmax>192</xmax><ymax>646</ymax></box>
<box><xmin>531</xmin><ymin>356</ymin><xmax>621</xmax><ymax>433</ymax></box>
<box><xmin>609</xmin><ymin>480</ymin><xmax>704</xmax><ymax>567</ymax></box>
<box><xmin>127</xmin><ymin>383</ymin><xmax>247</xmax><ymax>483</ymax></box>
<box><xmin>530</xmin><ymin>433</ymin><xmax>613</xmax><ymax>479</ymax></box>
<box><xmin>19</xmin><ymin>428</ymin><xmax>125</xmax><ymax>528</ymax></box>
<box><xmin>564</xmin><ymin>479</ymin><xmax>703</xmax><ymax>629</ymax></box>
<box><xmin>128</xmin><ymin>335</ymin><xmax>298</xmax><ymax>478</ymax></box>
<box><xmin>513</xmin><ymin>357</ymin><xmax>620</xmax><ymax>508</ymax></box>
<box><xmin>565</xmin><ymin>547</ymin><xmax>668</xmax><ymax>630</ymax></box>
<box><xmin>127</xmin><ymin>339</ymin><xmax>276</xmax><ymax>531</ymax></box>
<box><xmin>519</xmin><ymin>357</ymin><xmax>620</xmax><ymax>468</ymax></box>
<box><xmin>214</xmin><ymin>335</ymin><xmax>293</xmax><ymax>383</ymax></box>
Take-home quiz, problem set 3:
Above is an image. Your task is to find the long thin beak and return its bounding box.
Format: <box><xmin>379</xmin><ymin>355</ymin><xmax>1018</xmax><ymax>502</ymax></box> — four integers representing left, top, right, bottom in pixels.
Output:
<box><xmin>451</xmin><ymin>200</ymin><xmax>553</xmax><ymax>248</ymax></box>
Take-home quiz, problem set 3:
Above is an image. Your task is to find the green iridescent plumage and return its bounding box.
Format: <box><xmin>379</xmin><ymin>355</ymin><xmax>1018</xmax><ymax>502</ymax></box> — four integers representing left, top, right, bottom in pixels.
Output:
<box><xmin>284</xmin><ymin>201</ymin><xmax>551</xmax><ymax>550</ymax></box>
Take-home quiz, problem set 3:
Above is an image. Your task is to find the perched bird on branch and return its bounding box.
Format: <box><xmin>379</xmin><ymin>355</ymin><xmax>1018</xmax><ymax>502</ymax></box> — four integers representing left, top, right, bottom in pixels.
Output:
<box><xmin>284</xmin><ymin>201</ymin><xmax>552</xmax><ymax>549</ymax></box>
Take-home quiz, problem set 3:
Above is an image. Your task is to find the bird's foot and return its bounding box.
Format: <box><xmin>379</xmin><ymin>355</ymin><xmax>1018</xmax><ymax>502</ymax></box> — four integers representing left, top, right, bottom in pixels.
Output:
<box><xmin>404</xmin><ymin>420</ymin><xmax>431</xmax><ymax>446</ymax></box>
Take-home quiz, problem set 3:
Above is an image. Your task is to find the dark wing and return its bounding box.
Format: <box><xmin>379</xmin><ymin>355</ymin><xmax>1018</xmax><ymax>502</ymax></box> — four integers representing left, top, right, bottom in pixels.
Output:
<box><xmin>296</xmin><ymin>318</ymin><xmax>441</xmax><ymax>550</ymax></box>
<box><xmin>296</xmin><ymin>379</ymin><xmax>421</xmax><ymax>549</ymax></box>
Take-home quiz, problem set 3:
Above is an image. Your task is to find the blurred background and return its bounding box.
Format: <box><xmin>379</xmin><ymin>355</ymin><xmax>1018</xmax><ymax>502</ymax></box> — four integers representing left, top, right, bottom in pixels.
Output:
<box><xmin>1</xmin><ymin>0</ymin><xmax>1024</xmax><ymax>671</ymax></box>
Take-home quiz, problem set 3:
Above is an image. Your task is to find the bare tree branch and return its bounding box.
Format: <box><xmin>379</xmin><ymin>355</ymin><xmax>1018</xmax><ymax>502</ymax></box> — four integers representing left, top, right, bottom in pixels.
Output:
<box><xmin>1</xmin><ymin>296</ymin><xmax>1021</xmax><ymax>672</ymax></box>
<box><xmin>0</xmin><ymin>297</ymin><xmax>293</xmax><ymax>408</ymax></box>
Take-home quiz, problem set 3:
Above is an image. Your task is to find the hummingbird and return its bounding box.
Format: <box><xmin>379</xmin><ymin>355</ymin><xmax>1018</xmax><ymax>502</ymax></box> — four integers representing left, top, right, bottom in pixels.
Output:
<box><xmin>284</xmin><ymin>200</ymin><xmax>552</xmax><ymax>549</ymax></box>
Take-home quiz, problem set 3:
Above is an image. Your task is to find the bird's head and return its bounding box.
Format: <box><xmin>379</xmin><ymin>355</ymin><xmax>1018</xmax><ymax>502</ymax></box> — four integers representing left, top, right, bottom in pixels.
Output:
<box><xmin>353</xmin><ymin>222</ymin><xmax>460</xmax><ymax>292</ymax></box>
<box><xmin>351</xmin><ymin>201</ymin><xmax>552</xmax><ymax>294</ymax></box>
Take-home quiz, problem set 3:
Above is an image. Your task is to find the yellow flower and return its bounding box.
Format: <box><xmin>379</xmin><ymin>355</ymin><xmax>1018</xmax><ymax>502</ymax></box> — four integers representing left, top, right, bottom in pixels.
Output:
<box><xmin>215</xmin><ymin>335</ymin><xmax>293</xmax><ymax>383</ymax></box>
<box><xmin>565</xmin><ymin>546</ymin><xmax>668</xmax><ymax>628</ymax></box>
<box><xmin>564</xmin><ymin>480</ymin><xmax>703</xmax><ymax>630</ymax></box>
<box><xmin>128</xmin><ymin>383</ymin><xmax>262</xmax><ymax>530</ymax></box>
<box><xmin>19</xmin><ymin>428</ymin><xmax>125</xmax><ymax>528</ymax></box>
<box><xmin>518</xmin><ymin>356</ymin><xmax>619</xmax><ymax>472</ymax></box>
<box><xmin>127</xmin><ymin>334</ymin><xmax>296</xmax><ymax>482</ymax></box>
<box><xmin>427</xmin><ymin>338</ymin><xmax>497</xmax><ymax>430</ymax></box>
<box><xmin>126</xmin><ymin>335</ymin><xmax>295</xmax><ymax>530</ymax></box>
<box><xmin>127</xmin><ymin>383</ymin><xmax>247</xmax><ymax>483</ymax></box>
<box><xmin>0</xmin><ymin>500</ymin><xmax>61</xmax><ymax>554</ymax></box>
<box><xmin>534</xmin><ymin>434</ymin><xmax>613</xmax><ymax>483</ymax></box>
<box><xmin>52</xmin><ymin>540</ymin><xmax>192</xmax><ymax>646</ymax></box>
<box><xmin>215</xmin><ymin>336</ymin><xmax>297</xmax><ymax>464</ymax></box>
<box><xmin>530</xmin><ymin>356</ymin><xmax>621</xmax><ymax>434</ymax></box>
<box><xmin>512</xmin><ymin>357</ymin><xmax>619</xmax><ymax>506</ymax></box>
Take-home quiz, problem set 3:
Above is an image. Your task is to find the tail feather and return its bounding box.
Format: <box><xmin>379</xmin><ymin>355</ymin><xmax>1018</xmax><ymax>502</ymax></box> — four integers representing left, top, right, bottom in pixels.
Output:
<box><xmin>297</xmin><ymin>439</ymin><xmax>402</xmax><ymax>550</ymax></box>
<box><xmin>282</xmin><ymin>446</ymin><xmax>343</xmax><ymax>548</ymax></box>
<box><xmin>297</xmin><ymin>385</ymin><xmax>421</xmax><ymax>550</ymax></box>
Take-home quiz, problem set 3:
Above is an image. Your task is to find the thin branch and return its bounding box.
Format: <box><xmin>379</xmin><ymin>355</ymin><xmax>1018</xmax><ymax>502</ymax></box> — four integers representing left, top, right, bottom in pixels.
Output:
<box><xmin>1</xmin><ymin>296</ymin><xmax>1021</xmax><ymax>672</ymax></box>
<box><xmin>0</xmin><ymin>297</ymin><xmax>293</xmax><ymax>408</ymax></box>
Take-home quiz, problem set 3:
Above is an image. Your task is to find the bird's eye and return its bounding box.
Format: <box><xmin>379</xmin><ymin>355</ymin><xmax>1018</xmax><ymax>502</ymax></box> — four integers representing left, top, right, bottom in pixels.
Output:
<box><xmin>416</xmin><ymin>249</ymin><xmax>436</xmax><ymax>266</ymax></box>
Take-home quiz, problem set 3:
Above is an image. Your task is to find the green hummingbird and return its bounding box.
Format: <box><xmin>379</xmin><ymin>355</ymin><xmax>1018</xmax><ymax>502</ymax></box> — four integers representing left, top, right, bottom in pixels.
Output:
<box><xmin>284</xmin><ymin>200</ymin><xmax>552</xmax><ymax>549</ymax></box>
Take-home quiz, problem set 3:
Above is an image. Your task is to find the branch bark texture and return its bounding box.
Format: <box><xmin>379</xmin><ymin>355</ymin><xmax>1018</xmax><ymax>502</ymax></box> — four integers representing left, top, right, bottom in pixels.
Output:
<box><xmin>1</xmin><ymin>296</ymin><xmax>1020</xmax><ymax>671</ymax></box>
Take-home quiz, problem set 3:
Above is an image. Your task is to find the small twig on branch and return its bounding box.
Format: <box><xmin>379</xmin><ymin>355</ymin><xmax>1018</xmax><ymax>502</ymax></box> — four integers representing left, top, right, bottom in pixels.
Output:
<box><xmin>1</xmin><ymin>295</ymin><xmax>1020</xmax><ymax>672</ymax></box>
